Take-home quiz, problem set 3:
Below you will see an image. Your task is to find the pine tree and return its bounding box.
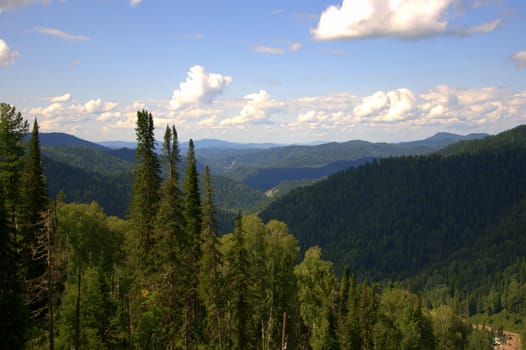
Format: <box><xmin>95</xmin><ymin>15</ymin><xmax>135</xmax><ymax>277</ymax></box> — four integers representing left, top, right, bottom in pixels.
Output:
<box><xmin>198</xmin><ymin>165</ymin><xmax>225</xmax><ymax>349</ymax></box>
<box><xmin>129</xmin><ymin>109</ymin><xmax>161</xmax><ymax>269</ymax></box>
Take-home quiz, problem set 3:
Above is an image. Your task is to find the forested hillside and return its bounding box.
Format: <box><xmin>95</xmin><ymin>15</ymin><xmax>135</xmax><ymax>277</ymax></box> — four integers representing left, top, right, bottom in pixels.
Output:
<box><xmin>2</xmin><ymin>102</ymin><xmax>523</xmax><ymax>349</ymax></box>
<box><xmin>261</xmin><ymin>125</ymin><xmax>526</xmax><ymax>322</ymax></box>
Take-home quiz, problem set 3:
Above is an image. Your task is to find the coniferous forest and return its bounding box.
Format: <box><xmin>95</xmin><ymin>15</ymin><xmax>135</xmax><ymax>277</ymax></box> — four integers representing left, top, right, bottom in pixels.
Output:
<box><xmin>1</xmin><ymin>102</ymin><xmax>524</xmax><ymax>349</ymax></box>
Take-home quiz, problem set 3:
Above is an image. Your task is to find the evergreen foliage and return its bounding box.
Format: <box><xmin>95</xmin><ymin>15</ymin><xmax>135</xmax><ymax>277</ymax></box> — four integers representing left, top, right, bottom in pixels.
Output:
<box><xmin>129</xmin><ymin>109</ymin><xmax>161</xmax><ymax>268</ymax></box>
<box><xmin>19</xmin><ymin>119</ymin><xmax>50</xmax><ymax>324</ymax></box>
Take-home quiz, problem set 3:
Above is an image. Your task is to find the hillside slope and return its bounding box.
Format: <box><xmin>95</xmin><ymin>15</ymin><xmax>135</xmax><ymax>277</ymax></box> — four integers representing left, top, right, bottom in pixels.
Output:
<box><xmin>260</xmin><ymin>125</ymin><xmax>526</xmax><ymax>315</ymax></box>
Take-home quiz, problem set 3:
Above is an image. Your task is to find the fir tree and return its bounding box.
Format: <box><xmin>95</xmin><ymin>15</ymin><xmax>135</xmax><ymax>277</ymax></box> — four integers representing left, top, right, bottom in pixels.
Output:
<box><xmin>153</xmin><ymin>125</ymin><xmax>186</xmax><ymax>347</ymax></box>
<box><xmin>0</xmin><ymin>102</ymin><xmax>29</xmax><ymax>229</ymax></box>
<box><xmin>0</xmin><ymin>103</ymin><xmax>29</xmax><ymax>347</ymax></box>
<box><xmin>225</xmin><ymin>213</ymin><xmax>251</xmax><ymax>349</ymax></box>
<box><xmin>129</xmin><ymin>109</ymin><xmax>161</xmax><ymax>269</ymax></box>
<box><xmin>0</xmin><ymin>187</ymin><xmax>27</xmax><ymax>348</ymax></box>
<box><xmin>182</xmin><ymin>138</ymin><xmax>203</xmax><ymax>346</ymax></box>
<box><xmin>20</xmin><ymin>119</ymin><xmax>50</xmax><ymax>324</ymax></box>
<box><xmin>198</xmin><ymin>165</ymin><xmax>225</xmax><ymax>349</ymax></box>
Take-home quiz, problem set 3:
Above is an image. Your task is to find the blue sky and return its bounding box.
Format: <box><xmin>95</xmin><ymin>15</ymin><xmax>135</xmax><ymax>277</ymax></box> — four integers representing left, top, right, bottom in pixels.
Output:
<box><xmin>1</xmin><ymin>0</ymin><xmax>525</xmax><ymax>143</ymax></box>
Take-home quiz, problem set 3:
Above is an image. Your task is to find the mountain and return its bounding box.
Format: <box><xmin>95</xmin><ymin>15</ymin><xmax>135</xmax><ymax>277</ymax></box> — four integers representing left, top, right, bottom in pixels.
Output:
<box><xmin>97</xmin><ymin>138</ymin><xmax>282</xmax><ymax>150</ymax></box>
<box><xmin>43</xmin><ymin>155</ymin><xmax>133</xmax><ymax>218</ymax></box>
<box><xmin>36</xmin><ymin>132</ymin><xmax>109</xmax><ymax>150</ymax></box>
<box><xmin>197</xmin><ymin>132</ymin><xmax>488</xmax><ymax>190</ymax></box>
<box><xmin>259</xmin><ymin>125</ymin><xmax>526</xmax><ymax>316</ymax></box>
<box><xmin>36</xmin><ymin>130</ymin><xmax>489</xmax><ymax>218</ymax></box>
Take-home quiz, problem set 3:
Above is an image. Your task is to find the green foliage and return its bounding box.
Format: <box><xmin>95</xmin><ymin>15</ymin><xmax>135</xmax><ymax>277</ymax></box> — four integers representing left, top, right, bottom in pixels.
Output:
<box><xmin>0</xmin><ymin>187</ymin><xmax>28</xmax><ymax>348</ymax></box>
<box><xmin>19</xmin><ymin>119</ymin><xmax>50</xmax><ymax>325</ymax></box>
<box><xmin>432</xmin><ymin>305</ymin><xmax>470</xmax><ymax>350</ymax></box>
<box><xmin>0</xmin><ymin>103</ymin><xmax>29</xmax><ymax>221</ymax></box>
<box><xmin>261</xmin><ymin>127</ymin><xmax>526</xmax><ymax>320</ymax></box>
<box><xmin>199</xmin><ymin>166</ymin><xmax>225</xmax><ymax>348</ymax></box>
<box><xmin>295</xmin><ymin>246</ymin><xmax>338</xmax><ymax>350</ymax></box>
<box><xmin>41</xmin><ymin>145</ymin><xmax>134</xmax><ymax>175</ymax></box>
<box><xmin>55</xmin><ymin>202</ymin><xmax>126</xmax><ymax>349</ymax></box>
<box><xmin>43</xmin><ymin>156</ymin><xmax>133</xmax><ymax>217</ymax></box>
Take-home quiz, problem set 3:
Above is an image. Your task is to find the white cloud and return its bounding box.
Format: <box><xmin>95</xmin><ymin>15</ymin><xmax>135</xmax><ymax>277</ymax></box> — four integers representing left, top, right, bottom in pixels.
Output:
<box><xmin>0</xmin><ymin>0</ymin><xmax>59</xmax><ymax>11</ymax></box>
<box><xmin>0</xmin><ymin>39</ymin><xmax>18</xmax><ymax>66</ymax></box>
<box><xmin>291</xmin><ymin>85</ymin><xmax>526</xmax><ymax>136</ymax></box>
<box><xmin>221</xmin><ymin>90</ymin><xmax>283</xmax><ymax>126</ymax></box>
<box><xmin>84</xmin><ymin>98</ymin><xmax>102</xmax><ymax>113</ymax></box>
<box><xmin>255</xmin><ymin>45</ymin><xmax>285</xmax><ymax>54</ymax></box>
<box><xmin>169</xmin><ymin>65</ymin><xmax>232</xmax><ymax>110</ymax></box>
<box><xmin>511</xmin><ymin>50</ymin><xmax>526</xmax><ymax>68</ymax></box>
<box><xmin>49</xmin><ymin>93</ymin><xmax>71</xmax><ymax>103</ymax></box>
<box><xmin>353</xmin><ymin>91</ymin><xmax>389</xmax><ymax>117</ymax></box>
<box><xmin>32</xmin><ymin>27</ymin><xmax>90</xmax><ymax>41</ymax></box>
<box><xmin>311</xmin><ymin>0</ymin><xmax>501</xmax><ymax>40</ymax></box>
<box><xmin>19</xmin><ymin>85</ymin><xmax>526</xmax><ymax>143</ymax></box>
<box><xmin>255</xmin><ymin>42</ymin><xmax>303</xmax><ymax>54</ymax></box>
<box><xmin>462</xmin><ymin>18</ymin><xmax>501</xmax><ymax>34</ymax></box>
<box><xmin>129</xmin><ymin>0</ymin><xmax>142</xmax><ymax>7</ymax></box>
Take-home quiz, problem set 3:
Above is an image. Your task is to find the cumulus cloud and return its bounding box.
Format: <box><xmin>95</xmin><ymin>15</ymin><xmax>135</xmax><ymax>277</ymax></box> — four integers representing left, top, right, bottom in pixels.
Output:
<box><xmin>290</xmin><ymin>85</ymin><xmax>526</xmax><ymax>136</ymax></box>
<box><xmin>129</xmin><ymin>0</ymin><xmax>142</xmax><ymax>7</ymax></box>
<box><xmin>311</xmin><ymin>0</ymin><xmax>502</xmax><ymax>40</ymax></box>
<box><xmin>32</xmin><ymin>27</ymin><xmax>90</xmax><ymax>41</ymax></box>
<box><xmin>221</xmin><ymin>90</ymin><xmax>283</xmax><ymax>126</ymax></box>
<box><xmin>49</xmin><ymin>93</ymin><xmax>71</xmax><ymax>103</ymax></box>
<box><xmin>0</xmin><ymin>39</ymin><xmax>17</xmax><ymax>66</ymax></box>
<box><xmin>170</xmin><ymin>65</ymin><xmax>232</xmax><ymax>110</ymax></box>
<box><xmin>511</xmin><ymin>50</ymin><xmax>526</xmax><ymax>68</ymax></box>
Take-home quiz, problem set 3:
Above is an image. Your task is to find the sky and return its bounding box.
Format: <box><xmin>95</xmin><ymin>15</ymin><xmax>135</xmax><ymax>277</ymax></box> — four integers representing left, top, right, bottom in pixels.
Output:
<box><xmin>1</xmin><ymin>0</ymin><xmax>525</xmax><ymax>144</ymax></box>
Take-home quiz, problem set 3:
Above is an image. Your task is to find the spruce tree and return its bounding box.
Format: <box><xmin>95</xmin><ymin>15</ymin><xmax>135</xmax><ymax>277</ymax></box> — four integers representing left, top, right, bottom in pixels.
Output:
<box><xmin>129</xmin><ymin>109</ymin><xmax>161</xmax><ymax>269</ymax></box>
<box><xmin>20</xmin><ymin>119</ymin><xmax>49</xmax><ymax>323</ymax></box>
<box><xmin>226</xmin><ymin>213</ymin><xmax>251</xmax><ymax>349</ymax></box>
<box><xmin>182</xmin><ymin>138</ymin><xmax>202</xmax><ymax>346</ymax></box>
<box><xmin>154</xmin><ymin>125</ymin><xmax>186</xmax><ymax>347</ymax></box>
<box><xmin>0</xmin><ymin>103</ymin><xmax>29</xmax><ymax>347</ymax></box>
<box><xmin>0</xmin><ymin>187</ymin><xmax>27</xmax><ymax>348</ymax></box>
<box><xmin>0</xmin><ymin>102</ymin><xmax>29</xmax><ymax>229</ymax></box>
<box><xmin>198</xmin><ymin>165</ymin><xmax>225</xmax><ymax>348</ymax></box>
<box><xmin>183</xmin><ymin>139</ymin><xmax>202</xmax><ymax>254</ymax></box>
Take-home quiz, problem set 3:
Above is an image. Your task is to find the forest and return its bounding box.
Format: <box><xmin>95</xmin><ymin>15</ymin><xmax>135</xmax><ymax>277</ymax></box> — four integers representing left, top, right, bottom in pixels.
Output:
<box><xmin>0</xmin><ymin>102</ymin><xmax>522</xmax><ymax>349</ymax></box>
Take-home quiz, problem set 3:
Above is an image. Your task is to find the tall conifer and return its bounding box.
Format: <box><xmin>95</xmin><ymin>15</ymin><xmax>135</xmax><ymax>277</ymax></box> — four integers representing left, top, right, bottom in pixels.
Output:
<box><xmin>20</xmin><ymin>119</ymin><xmax>50</xmax><ymax>318</ymax></box>
<box><xmin>0</xmin><ymin>103</ymin><xmax>29</xmax><ymax>229</ymax></box>
<box><xmin>0</xmin><ymin>103</ymin><xmax>29</xmax><ymax>347</ymax></box>
<box><xmin>226</xmin><ymin>213</ymin><xmax>251</xmax><ymax>349</ymax></box>
<box><xmin>182</xmin><ymin>138</ymin><xmax>202</xmax><ymax>346</ymax></box>
<box><xmin>154</xmin><ymin>125</ymin><xmax>186</xmax><ymax>347</ymax></box>
<box><xmin>129</xmin><ymin>109</ymin><xmax>161</xmax><ymax>269</ymax></box>
<box><xmin>198</xmin><ymin>165</ymin><xmax>225</xmax><ymax>348</ymax></box>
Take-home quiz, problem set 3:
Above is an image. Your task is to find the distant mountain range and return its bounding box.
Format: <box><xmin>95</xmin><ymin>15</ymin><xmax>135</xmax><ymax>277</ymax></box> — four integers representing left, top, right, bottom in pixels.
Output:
<box><xmin>97</xmin><ymin>138</ymin><xmax>283</xmax><ymax>150</ymax></box>
<box><xmin>35</xmin><ymin>130</ymin><xmax>489</xmax><ymax>217</ymax></box>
